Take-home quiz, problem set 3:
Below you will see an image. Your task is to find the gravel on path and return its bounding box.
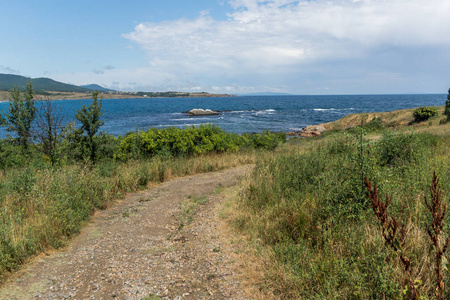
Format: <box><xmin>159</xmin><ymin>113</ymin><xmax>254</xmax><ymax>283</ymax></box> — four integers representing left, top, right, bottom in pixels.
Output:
<box><xmin>0</xmin><ymin>165</ymin><xmax>253</xmax><ymax>300</ymax></box>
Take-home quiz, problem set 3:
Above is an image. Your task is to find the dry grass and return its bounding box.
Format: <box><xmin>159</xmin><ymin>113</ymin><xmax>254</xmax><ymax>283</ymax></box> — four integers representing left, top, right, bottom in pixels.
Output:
<box><xmin>323</xmin><ymin>106</ymin><xmax>446</xmax><ymax>131</ymax></box>
<box><xmin>218</xmin><ymin>184</ymin><xmax>278</xmax><ymax>300</ymax></box>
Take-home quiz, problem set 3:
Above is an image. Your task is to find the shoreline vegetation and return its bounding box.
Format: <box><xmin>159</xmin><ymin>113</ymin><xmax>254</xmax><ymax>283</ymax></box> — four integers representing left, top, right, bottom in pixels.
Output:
<box><xmin>0</xmin><ymin>86</ymin><xmax>449</xmax><ymax>298</ymax></box>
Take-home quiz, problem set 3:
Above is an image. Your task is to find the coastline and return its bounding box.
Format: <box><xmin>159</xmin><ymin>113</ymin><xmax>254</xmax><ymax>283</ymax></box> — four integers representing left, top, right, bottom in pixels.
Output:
<box><xmin>0</xmin><ymin>93</ymin><xmax>446</xmax><ymax>137</ymax></box>
<box><xmin>0</xmin><ymin>90</ymin><xmax>236</xmax><ymax>101</ymax></box>
<box><xmin>291</xmin><ymin>105</ymin><xmax>447</xmax><ymax>137</ymax></box>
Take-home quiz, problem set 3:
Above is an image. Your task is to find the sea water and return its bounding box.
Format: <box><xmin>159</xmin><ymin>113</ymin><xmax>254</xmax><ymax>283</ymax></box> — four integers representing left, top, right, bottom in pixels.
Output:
<box><xmin>0</xmin><ymin>94</ymin><xmax>445</xmax><ymax>138</ymax></box>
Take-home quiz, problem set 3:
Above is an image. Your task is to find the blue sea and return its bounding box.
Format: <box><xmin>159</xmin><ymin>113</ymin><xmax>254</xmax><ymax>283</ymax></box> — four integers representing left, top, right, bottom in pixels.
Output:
<box><xmin>0</xmin><ymin>94</ymin><xmax>446</xmax><ymax>138</ymax></box>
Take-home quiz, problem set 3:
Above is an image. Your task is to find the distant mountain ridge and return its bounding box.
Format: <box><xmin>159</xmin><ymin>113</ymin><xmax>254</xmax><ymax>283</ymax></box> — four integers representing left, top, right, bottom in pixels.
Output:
<box><xmin>80</xmin><ymin>84</ymin><xmax>115</xmax><ymax>92</ymax></box>
<box><xmin>0</xmin><ymin>73</ymin><xmax>109</xmax><ymax>93</ymax></box>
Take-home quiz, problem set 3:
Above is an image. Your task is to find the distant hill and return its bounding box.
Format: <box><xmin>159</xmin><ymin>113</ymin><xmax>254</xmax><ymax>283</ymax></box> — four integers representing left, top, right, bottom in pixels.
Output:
<box><xmin>0</xmin><ymin>74</ymin><xmax>93</xmax><ymax>93</ymax></box>
<box><xmin>80</xmin><ymin>84</ymin><xmax>115</xmax><ymax>92</ymax></box>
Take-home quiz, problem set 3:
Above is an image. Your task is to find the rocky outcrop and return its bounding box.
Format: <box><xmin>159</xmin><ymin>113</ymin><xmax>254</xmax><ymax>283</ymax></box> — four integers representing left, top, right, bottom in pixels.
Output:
<box><xmin>287</xmin><ymin>125</ymin><xmax>326</xmax><ymax>137</ymax></box>
<box><xmin>300</xmin><ymin>125</ymin><xmax>326</xmax><ymax>137</ymax></box>
<box><xmin>287</xmin><ymin>131</ymin><xmax>302</xmax><ymax>136</ymax></box>
<box><xmin>187</xmin><ymin>109</ymin><xmax>220</xmax><ymax>116</ymax></box>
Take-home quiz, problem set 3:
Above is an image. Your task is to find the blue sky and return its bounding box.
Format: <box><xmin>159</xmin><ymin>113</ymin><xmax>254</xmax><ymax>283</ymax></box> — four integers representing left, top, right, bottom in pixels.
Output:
<box><xmin>1</xmin><ymin>0</ymin><xmax>449</xmax><ymax>94</ymax></box>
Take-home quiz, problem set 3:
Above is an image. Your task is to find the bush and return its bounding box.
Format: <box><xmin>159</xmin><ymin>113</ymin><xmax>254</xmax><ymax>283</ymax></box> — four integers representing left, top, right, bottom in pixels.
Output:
<box><xmin>244</xmin><ymin>130</ymin><xmax>281</xmax><ymax>150</ymax></box>
<box><xmin>445</xmin><ymin>88</ymin><xmax>450</xmax><ymax>122</ymax></box>
<box><xmin>0</xmin><ymin>139</ymin><xmax>27</xmax><ymax>170</ymax></box>
<box><xmin>115</xmin><ymin>125</ymin><xmax>284</xmax><ymax>160</ymax></box>
<box><xmin>413</xmin><ymin>107</ymin><xmax>438</xmax><ymax>122</ymax></box>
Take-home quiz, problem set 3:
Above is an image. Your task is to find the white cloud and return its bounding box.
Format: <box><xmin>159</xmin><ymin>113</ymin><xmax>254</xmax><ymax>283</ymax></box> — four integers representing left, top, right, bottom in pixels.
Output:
<box><xmin>59</xmin><ymin>0</ymin><xmax>450</xmax><ymax>94</ymax></box>
<box><xmin>93</xmin><ymin>65</ymin><xmax>116</xmax><ymax>75</ymax></box>
<box><xmin>118</xmin><ymin>0</ymin><xmax>450</xmax><ymax>93</ymax></box>
<box><xmin>0</xmin><ymin>65</ymin><xmax>20</xmax><ymax>75</ymax></box>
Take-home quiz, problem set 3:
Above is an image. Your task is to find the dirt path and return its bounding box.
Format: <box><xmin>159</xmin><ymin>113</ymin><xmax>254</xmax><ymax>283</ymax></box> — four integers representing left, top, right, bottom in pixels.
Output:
<box><xmin>0</xmin><ymin>165</ymin><xmax>253</xmax><ymax>300</ymax></box>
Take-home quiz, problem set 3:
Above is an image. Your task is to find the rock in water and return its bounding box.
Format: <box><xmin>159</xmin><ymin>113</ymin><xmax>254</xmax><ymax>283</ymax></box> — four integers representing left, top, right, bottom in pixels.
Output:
<box><xmin>188</xmin><ymin>109</ymin><xmax>220</xmax><ymax>116</ymax></box>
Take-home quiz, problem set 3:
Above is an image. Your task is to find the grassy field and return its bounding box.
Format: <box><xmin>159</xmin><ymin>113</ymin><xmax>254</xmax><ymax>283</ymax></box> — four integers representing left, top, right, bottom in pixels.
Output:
<box><xmin>0</xmin><ymin>150</ymin><xmax>261</xmax><ymax>282</ymax></box>
<box><xmin>225</xmin><ymin>108</ymin><xmax>450</xmax><ymax>298</ymax></box>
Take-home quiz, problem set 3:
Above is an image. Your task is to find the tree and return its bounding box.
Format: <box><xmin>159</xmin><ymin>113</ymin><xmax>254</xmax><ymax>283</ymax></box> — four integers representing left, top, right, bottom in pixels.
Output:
<box><xmin>33</xmin><ymin>98</ymin><xmax>65</xmax><ymax>165</ymax></box>
<box><xmin>0</xmin><ymin>82</ymin><xmax>36</xmax><ymax>156</ymax></box>
<box><xmin>75</xmin><ymin>90</ymin><xmax>104</xmax><ymax>162</ymax></box>
<box><xmin>444</xmin><ymin>88</ymin><xmax>450</xmax><ymax>122</ymax></box>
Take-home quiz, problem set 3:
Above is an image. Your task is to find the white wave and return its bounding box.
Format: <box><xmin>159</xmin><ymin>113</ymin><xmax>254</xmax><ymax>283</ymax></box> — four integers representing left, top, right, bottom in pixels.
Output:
<box><xmin>157</xmin><ymin>123</ymin><xmax>211</xmax><ymax>128</ymax></box>
<box><xmin>227</xmin><ymin>110</ymin><xmax>247</xmax><ymax>113</ymax></box>
<box><xmin>225</xmin><ymin>109</ymin><xmax>276</xmax><ymax>113</ymax></box>
<box><xmin>255</xmin><ymin>110</ymin><xmax>276</xmax><ymax>115</ymax></box>
<box><xmin>313</xmin><ymin>108</ymin><xmax>355</xmax><ymax>111</ymax></box>
<box><xmin>172</xmin><ymin>117</ymin><xmax>212</xmax><ymax>121</ymax></box>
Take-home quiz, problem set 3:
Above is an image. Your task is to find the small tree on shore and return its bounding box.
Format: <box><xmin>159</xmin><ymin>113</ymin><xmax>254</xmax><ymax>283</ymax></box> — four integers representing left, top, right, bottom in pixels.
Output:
<box><xmin>444</xmin><ymin>88</ymin><xmax>450</xmax><ymax>122</ymax></box>
<box><xmin>33</xmin><ymin>98</ymin><xmax>65</xmax><ymax>165</ymax></box>
<box><xmin>0</xmin><ymin>82</ymin><xmax>36</xmax><ymax>157</ymax></box>
<box><xmin>75</xmin><ymin>90</ymin><xmax>104</xmax><ymax>162</ymax></box>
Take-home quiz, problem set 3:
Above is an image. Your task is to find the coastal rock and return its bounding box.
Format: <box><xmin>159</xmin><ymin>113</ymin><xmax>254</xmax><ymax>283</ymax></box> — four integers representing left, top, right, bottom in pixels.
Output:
<box><xmin>303</xmin><ymin>125</ymin><xmax>326</xmax><ymax>133</ymax></box>
<box><xmin>287</xmin><ymin>131</ymin><xmax>302</xmax><ymax>136</ymax></box>
<box><xmin>299</xmin><ymin>125</ymin><xmax>326</xmax><ymax>137</ymax></box>
<box><xmin>188</xmin><ymin>109</ymin><xmax>220</xmax><ymax>116</ymax></box>
<box><xmin>299</xmin><ymin>130</ymin><xmax>321</xmax><ymax>137</ymax></box>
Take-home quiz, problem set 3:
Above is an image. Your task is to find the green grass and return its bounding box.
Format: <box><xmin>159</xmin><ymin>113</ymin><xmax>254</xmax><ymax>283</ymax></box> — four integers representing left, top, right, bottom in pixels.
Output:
<box><xmin>232</xmin><ymin>129</ymin><xmax>450</xmax><ymax>298</ymax></box>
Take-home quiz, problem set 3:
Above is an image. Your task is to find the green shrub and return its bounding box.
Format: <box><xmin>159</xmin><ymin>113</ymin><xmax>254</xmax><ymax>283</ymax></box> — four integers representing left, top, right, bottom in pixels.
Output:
<box><xmin>244</xmin><ymin>130</ymin><xmax>283</xmax><ymax>150</ymax></box>
<box><xmin>376</xmin><ymin>131</ymin><xmax>437</xmax><ymax>168</ymax></box>
<box><xmin>0</xmin><ymin>139</ymin><xmax>26</xmax><ymax>170</ymax></box>
<box><xmin>445</xmin><ymin>88</ymin><xmax>450</xmax><ymax>122</ymax></box>
<box><xmin>413</xmin><ymin>107</ymin><xmax>438</xmax><ymax>122</ymax></box>
<box><xmin>95</xmin><ymin>133</ymin><xmax>119</xmax><ymax>160</ymax></box>
<box><xmin>359</xmin><ymin>117</ymin><xmax>385</xmax><ymax>132</ymax></box>
<box><xmin>115</xmin><ymin>125</ymin><xmax>283</xmax><ymax>160</ymax></box>
<box><xmin>96</xmin><ymin>160</ymin><xmax>118</xmax><ymax>178</ymax></box>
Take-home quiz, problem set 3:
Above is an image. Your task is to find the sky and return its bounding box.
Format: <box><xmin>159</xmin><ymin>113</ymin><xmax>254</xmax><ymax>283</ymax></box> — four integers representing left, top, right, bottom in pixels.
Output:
<box><xmin>1</xmin><ymin>0</ymin><xmax>449</xmax><ymax>95</ymax></box>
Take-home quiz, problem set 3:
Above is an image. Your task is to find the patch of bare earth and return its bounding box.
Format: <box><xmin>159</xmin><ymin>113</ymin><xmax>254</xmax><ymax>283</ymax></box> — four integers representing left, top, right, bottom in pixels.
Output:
<box><xmin>0</xmin><ymin>165</ymin><xmax>254</xmax><ymax>300</ymax></box>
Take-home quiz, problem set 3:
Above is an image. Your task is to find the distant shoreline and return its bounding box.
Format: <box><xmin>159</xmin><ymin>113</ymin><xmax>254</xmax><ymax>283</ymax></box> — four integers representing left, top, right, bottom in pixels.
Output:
<box><xmin>0</xmin><ymin>90</ymin><xmax>236</xmax><ymax>101</ymax></box>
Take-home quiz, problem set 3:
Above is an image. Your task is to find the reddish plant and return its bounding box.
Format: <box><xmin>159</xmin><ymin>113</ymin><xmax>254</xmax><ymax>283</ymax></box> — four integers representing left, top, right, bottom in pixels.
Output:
<box><xmin>425</xmin><ymin>171</ymin><xmax>449</xmax><ymax>300</ymax></box>
<box><xmin>365</xmin><ymin>178</ymin><xmax>419</xmax><ymax>299</ymax></box>
<box><xmin>366</xmin><ymin>172</ymin><xmax>449</xmax><ymax>299</ymax></box>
